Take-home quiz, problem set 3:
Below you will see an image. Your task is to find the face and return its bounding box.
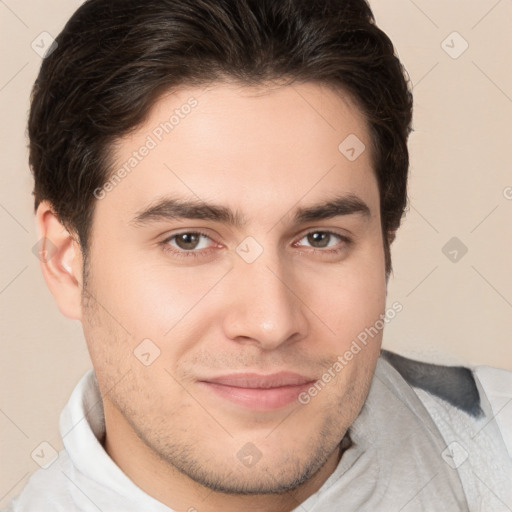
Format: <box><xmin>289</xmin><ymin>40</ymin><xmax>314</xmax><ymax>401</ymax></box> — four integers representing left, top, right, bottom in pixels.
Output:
<box><xmin>81</xmin><ymin>81</ymin><xmax>387</xmax><ymax>497</ymax></box>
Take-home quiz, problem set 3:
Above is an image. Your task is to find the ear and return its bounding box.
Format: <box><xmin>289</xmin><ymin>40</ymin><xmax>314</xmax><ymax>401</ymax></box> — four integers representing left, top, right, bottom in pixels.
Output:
<box><xmin>34</xmin><ymin>200</ymin><xmax>83</xmax><ymax>320</ymax></box>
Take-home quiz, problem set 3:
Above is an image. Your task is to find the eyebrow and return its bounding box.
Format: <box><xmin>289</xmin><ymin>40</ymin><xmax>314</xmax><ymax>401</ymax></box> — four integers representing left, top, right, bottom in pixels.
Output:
<box><xmin>130</xmin><ymin>193</ymin><xmax>371</xmax><ymax>228</ymax></box>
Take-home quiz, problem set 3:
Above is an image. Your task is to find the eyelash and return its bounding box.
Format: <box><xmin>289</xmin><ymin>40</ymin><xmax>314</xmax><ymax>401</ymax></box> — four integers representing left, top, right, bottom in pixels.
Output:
<box><xmin>160</xmin><ymin>230</ymin><xmax>352</xmax><ymax>259</ymax></box>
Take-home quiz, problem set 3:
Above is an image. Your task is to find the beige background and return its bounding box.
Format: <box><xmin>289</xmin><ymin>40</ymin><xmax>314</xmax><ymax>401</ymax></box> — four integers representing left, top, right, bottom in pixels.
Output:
<box><xmin>1</xmin><ymin>0</ymin><xmax>511</xmax><ymax>506</ymax></box>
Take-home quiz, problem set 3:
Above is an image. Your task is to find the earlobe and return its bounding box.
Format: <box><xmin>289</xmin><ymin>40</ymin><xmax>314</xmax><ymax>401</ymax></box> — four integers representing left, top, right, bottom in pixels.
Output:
<box><xmin>35</xmin><ymin>201</ymin><xmax>83</xmax><ymax>321</ymax></box>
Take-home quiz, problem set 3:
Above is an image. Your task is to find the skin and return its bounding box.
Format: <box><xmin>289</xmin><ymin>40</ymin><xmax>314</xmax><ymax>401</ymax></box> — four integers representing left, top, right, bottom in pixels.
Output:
<box><xmin>37</xmin><ymin>81</ymin><xmax>390</xmax><ymax>511</ymax></box>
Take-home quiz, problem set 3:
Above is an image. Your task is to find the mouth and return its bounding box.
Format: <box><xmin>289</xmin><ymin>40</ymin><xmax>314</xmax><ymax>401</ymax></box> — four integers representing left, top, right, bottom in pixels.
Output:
<box><xmin>198</xmin><ymin>372</ymin><xmax>317</xmax><ymax>410</ymax></box>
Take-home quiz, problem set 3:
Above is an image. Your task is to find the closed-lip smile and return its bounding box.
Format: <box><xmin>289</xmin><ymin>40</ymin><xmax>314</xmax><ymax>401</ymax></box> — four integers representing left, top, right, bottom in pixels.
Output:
<box><xmin>198</xmin><ymin>371</ymin><xmax>317</xmax><ymax>410</ymax></box>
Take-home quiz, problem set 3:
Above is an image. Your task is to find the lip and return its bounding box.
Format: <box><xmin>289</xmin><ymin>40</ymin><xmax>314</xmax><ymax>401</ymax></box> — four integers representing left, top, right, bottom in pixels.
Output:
<box><xmin>198</xmin><ymin>372</ymin><xmax>316</xmax><ymax>410</ymax></box>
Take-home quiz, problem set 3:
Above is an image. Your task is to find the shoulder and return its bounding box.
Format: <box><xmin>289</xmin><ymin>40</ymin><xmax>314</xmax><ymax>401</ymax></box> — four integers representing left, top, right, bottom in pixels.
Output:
<box><xmin>380</xmin><ymin>350</ymin><xmax>512</xmax><ymax>508</ymax></box>
<box><xmin>380</xmin><ymin>350</ymin><xmax>512</xmax><ymax>450</ymax></box>
<box><xmin>380</xmin><ymin>349</ymin><xmax>484</xmax><ymax>417</ymax></box>
<box><xmin>380</xmin><ymin>349</ymin><xmax>512</xmax><ymax>444</ymax></box>
<box><xmin>4</xmin><ymin>450</ymin><xmax>77</xmax><ymax>512</ymax></box>
<box><xmin>472</xmin><ymin>364</ymin><xmax>512</xmax><ymax>459</ymax></box>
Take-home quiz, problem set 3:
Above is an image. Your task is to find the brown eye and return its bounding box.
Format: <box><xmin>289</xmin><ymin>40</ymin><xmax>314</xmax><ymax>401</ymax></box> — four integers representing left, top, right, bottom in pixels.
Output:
<box><xmin>295</xmin><ymin>231</ymin><xmax>351</xmax><ymax>254</ymax></box>
<box><xmin>306</xmin><ymin>232</ymin><xmax>332</xmax><ymax>248</ymax></box>
<box><xmin>163</xmin><ymin>231</ymin><xmax>214</xmax><ymax>254</ymax></box>
<box><xmin>174</xmin><ymin>233</ymin><xmax>202</xmax><ymax>250</ymax></box>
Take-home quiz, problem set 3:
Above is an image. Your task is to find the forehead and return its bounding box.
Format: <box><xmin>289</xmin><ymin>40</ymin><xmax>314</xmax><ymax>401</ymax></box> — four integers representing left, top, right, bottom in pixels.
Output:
<box><xmin>97</xmin><ymin>81</ymin><xmax>378</xmax><ymax>228</ymax></box>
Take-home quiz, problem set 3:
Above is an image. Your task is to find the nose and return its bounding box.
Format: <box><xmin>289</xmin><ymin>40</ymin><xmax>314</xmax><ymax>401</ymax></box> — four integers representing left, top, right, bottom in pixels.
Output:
<box><xmin>222</xmin><ymin>254</ymin><xmax>309</xmax><ymax>350</ymax></box>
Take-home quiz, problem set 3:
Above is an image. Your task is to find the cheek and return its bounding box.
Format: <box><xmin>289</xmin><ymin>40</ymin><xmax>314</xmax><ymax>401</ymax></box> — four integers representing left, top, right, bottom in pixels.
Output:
<box><xmin>88</xmin><ymin>238</ymin><xmax>217</xmax><ymax>332</ymax></box>
<box><xmin>305</xmin><ymin>244</ymin><xmax>387</xmax><ymax>347</ymax></box>
<box><xmin>90</xmin><ymin>254</ymin><xmax>233</xmax><ymax>374</ymax></box>
<box><xmin>124</xmin><ymin>262</ymin><xmax>230</xmax><ymax>333</ymax></box>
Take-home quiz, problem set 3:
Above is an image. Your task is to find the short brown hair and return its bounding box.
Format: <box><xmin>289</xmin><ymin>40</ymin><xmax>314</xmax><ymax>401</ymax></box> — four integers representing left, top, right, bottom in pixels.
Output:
<box><xmin>29</xmin><ymin>0</ymin><xmax>412</xmax><ymax>277</ymax></box>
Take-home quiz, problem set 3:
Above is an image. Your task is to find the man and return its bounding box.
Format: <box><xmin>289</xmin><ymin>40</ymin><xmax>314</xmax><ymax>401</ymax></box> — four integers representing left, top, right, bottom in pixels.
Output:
<box><xmin>6</xmin><ymin>0</ymin><xmax>512</xmax><ymax>510</ymax></box>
